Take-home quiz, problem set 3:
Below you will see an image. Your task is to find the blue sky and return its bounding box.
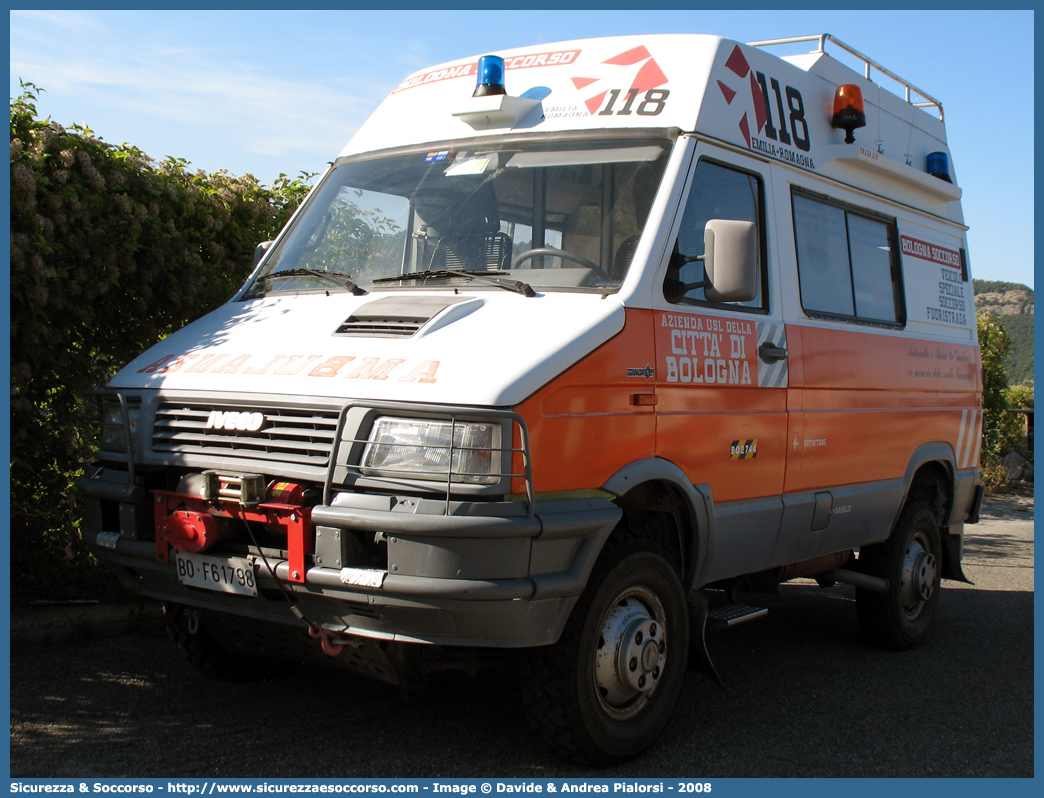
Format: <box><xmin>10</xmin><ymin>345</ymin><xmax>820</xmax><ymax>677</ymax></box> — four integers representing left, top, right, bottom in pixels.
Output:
<box><xmin>9</xmin><ymin>8</ymin><xmax>1035</xmax><ymax>287</ymax></box>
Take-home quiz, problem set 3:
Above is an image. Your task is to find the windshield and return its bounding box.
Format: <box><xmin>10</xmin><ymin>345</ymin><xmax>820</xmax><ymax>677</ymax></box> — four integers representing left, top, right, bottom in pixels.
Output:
<box><xmin>248</xmin><ymin>137</ymin><xmax>672</xmax><ymax>296</ymax></box>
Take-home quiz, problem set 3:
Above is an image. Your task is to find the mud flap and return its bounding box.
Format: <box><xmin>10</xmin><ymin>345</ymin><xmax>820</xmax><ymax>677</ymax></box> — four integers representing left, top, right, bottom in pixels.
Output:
<box><xmin>941</xmin><ymin>532</ymin><xmax>974</xmax><ymax>584</ymax></box>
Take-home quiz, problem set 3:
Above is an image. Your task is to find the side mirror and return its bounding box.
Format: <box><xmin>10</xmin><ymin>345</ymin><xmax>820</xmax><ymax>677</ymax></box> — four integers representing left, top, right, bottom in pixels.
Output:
<box><xmin>254</xmin><ymin>240</ymin><xmax>274</xmax><ymax>268</ymax></box>
<box><xmin>663</xmin><ymin>219</ymin><xmax>756</xmax><ymax>303</ymax></box>
<box><xmin>703</xmin><ymin>219</ymin><xmax>756</xmax><ymax>302</ymax></box>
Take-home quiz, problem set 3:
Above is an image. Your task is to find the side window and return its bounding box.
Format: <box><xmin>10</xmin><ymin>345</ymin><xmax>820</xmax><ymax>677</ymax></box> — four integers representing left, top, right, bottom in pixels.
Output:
<box><xmin>665</xmin><ymin>160</ymin><xmax>765</xmax><ymax>310</ymax></box>
<box><xmin>793</xmin><ymin>192</ymin><xmax>904</xmax><ymax>326</ymax></box>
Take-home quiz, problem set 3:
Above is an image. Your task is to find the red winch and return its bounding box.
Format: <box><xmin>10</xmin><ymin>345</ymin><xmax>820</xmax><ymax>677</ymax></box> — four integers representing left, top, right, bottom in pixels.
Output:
<box><xmin>158</xmin><ymin>508</ymin><xmax>235</xmax><ymax>553</ymax></box>
<box><xmin>154</xmin><ymin>473</ymin><xmax>314</xmax><ymax>583</ymax></box>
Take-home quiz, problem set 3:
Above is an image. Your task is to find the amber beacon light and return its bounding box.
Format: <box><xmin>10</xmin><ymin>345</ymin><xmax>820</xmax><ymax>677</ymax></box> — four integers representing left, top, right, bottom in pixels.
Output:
<box><xmin>831</xmin><ymin>84</ymin><xmax>866</xmax><ymax>143</ymax></box>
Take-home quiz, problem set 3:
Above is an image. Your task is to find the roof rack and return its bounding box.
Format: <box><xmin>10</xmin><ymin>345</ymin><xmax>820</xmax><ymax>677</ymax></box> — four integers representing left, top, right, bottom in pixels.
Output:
<box><xmin>747</xmin><ymin>34</ymin><xmax>944</xmax><ymax>120</ymax></box>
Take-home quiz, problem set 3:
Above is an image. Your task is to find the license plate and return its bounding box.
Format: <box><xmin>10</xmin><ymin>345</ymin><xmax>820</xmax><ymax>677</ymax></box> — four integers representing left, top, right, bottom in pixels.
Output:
<box><xmin>175</xmin><ymin>551</ymin><xmax>258</xmax><ymax>597</ymax></box>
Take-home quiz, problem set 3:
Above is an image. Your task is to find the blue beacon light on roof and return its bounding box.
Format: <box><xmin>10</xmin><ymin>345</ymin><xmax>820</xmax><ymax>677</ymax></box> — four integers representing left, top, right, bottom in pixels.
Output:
<box><xmin>473</xmin><ymin>55</ymin><xmax>507</xmax><ymax>97</ymax></box>
<box><xmin>926</xmin><ymin>151</ymin><xmax>952</xmax><ymax>183</ymax></box>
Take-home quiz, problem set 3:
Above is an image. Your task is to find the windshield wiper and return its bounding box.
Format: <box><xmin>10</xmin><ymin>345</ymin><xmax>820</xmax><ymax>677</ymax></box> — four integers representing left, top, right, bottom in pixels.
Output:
<box><xmin>371</xmin><ymin>269</ymin><xmax>535</xmax><ymax>297</ymax></box>
<box><xmin>254</xmin><ymin>268</ymin><xmax>366</xmax><ymax>296</ymax></box>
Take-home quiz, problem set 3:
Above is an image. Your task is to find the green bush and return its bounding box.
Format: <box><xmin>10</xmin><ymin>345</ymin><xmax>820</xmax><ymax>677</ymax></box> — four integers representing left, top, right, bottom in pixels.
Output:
<box><xmin>9</xmin><ymin>83</ymin><xmax>312</xmax><ymax>599</ymax></box>
<box><xmin>976</xmin><ymin>312</ymin><xmax>1026</xmax><ymax>491</ymax></box>
<box><xmin>997</xmin><ymin>315</ymin><xmax>1034</xmax><ymax>385</ymax></box>
<box><xmin>1005</xmin><ymin>383</ymin><xmax>1034</xmax><ymax>410</ymax></box>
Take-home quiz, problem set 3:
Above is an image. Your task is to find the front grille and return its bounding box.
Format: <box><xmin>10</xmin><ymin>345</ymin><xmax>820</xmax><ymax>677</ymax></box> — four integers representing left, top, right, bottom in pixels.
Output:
<box><xmin>152</xmin><ymin>403</ymin><xmax>340</xmax><ymax>467</ymax></box>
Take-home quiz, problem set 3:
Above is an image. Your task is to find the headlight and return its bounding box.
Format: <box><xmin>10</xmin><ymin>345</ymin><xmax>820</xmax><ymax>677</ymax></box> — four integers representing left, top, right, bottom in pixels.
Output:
<box><xmin>99</xmin><ymin>398</ymin><xmax>139</xmax><ymax>451</ymax></box>
<box><xmin>361</xmin><ymin>417</ymin><xmax>502</xmax><ymax>485</ymax></box>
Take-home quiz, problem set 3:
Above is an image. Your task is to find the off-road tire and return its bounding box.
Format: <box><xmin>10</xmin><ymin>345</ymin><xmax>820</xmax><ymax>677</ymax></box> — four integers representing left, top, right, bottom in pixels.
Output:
<box><xmin>856</xmin><ymin>499</ymin><xmax>942</xmax><ymax>650</ymax></box>
<box><xmin>521</xmin><ymin>534</ymin><xmax>689</xmax><ymax>764</ymax></box>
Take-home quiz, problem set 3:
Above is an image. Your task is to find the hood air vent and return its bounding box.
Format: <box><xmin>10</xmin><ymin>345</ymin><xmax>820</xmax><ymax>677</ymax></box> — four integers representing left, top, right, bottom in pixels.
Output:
<box><xmin>334</xmin><ymin>295</ymin><xmax>471</xmax><ymax>338</ymax></box>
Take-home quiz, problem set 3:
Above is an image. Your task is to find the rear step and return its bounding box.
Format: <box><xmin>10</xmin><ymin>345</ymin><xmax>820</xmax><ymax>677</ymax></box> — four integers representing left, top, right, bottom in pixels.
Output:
<box><xmin>708</xmin><ymin>603</ymin><xmax>768</xmax><ymax>627</ymax></box>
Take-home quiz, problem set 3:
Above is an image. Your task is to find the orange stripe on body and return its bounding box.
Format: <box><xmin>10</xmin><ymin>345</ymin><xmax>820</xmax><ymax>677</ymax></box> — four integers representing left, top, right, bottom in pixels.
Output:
<box><xmin>512</xmin><ymin>310</ymin><xmax>657</xmax><ymax>495</ymax></box>
<box><xmin>512</xmin><ymin>314</ymin><xmax>982</xmax><ymax>502</ymax></box>
<box><xmin>786</xmin><ymin>325</ymin><xmax>982</xmax><ymax>492</ymax></box>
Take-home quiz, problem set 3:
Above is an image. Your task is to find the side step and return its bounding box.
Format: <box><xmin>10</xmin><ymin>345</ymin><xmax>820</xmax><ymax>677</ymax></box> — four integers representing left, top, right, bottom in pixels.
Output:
<box><xmin>708</xmin><ymin>603</ymin><xmax>768</xmax><ymax>627</ymax></box>
<box><xmin>688</xmin><ymin>594</ymin><xmax>769</xmax><ymax>687</ymax></box>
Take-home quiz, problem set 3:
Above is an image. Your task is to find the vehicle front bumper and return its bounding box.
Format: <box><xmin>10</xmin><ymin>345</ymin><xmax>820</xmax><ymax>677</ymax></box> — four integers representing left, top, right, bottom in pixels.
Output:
<box><xmin>79</xmin><ymin>474</ymin><xmax>621</xmax><ymax>648</ymax></box>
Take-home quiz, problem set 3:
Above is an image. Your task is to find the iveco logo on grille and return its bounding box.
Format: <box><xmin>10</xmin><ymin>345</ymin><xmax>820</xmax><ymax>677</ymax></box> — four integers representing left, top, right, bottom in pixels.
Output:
<box><xmin>205</xmin><ymin>411</ymin><xmax>266</xmax><ymax>432</ymax></box>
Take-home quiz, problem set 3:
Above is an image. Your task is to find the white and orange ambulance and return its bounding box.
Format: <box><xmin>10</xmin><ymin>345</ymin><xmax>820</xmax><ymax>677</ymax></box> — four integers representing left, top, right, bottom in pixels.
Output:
<box><xmin>80</xmin><ymin>34</ymin><xmax>984</xmax><ymax>762</ymax></box>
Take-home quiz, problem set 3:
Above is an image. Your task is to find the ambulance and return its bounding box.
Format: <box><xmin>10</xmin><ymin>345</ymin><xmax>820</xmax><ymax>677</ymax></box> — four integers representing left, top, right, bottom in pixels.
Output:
<box><xmin>79</xmin><ymin>33</ymin><xmax>984</xmax><ymax>763</ymax></box>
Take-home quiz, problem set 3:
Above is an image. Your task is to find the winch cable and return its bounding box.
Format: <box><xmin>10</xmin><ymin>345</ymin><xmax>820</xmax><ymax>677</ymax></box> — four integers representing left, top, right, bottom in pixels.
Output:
<box><xmin>237</xmin><ymin>515</ymin><xmax>319</xmax><ymax>632</ymax></box>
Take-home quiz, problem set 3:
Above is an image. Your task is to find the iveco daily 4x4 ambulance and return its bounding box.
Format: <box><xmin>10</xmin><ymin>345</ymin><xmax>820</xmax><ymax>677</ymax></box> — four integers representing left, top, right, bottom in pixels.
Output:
<box><xmin>80</xmin><ymin>33</ymin><xmax>984</xmax><ymax>762</ymax></box>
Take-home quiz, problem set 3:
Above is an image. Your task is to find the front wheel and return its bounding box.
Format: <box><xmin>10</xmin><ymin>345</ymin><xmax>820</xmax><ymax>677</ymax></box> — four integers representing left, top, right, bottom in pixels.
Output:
<box><xmin>522</xmin><ymin>537</ymin><xmax>689</xmax><ymax>764</ymax></box>
<box><xmin>856</xmin><ymin>499</ymin><xmax>942</xmax><ymax>650</ymax></box>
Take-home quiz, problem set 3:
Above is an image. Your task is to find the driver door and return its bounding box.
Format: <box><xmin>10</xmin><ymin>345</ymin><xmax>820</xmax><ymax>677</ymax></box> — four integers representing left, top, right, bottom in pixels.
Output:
<box><xmin>652</xmin><ymin>148</ymin><xmax>789</xmax><ymax>580</ymax></box>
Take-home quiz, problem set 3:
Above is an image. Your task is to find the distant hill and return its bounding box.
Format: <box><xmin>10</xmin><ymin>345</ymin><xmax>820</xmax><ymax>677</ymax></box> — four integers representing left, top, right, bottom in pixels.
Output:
<box><xmin>974</xmin><ymin>280</ymin><xmax>1034</xmax><ymax>385</ymax></box>
<box><xmin>973</xmin><ymin>279</ymin><xmax>1035</xmax><ymax>317</ymax></box>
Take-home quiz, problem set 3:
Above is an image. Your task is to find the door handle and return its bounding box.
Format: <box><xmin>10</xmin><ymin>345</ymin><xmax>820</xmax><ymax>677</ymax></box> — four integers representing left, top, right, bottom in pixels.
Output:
<box><xmin>759</xmin><ymin>342</ymin><xmax>789</xmax><ymax>362</ymax></box>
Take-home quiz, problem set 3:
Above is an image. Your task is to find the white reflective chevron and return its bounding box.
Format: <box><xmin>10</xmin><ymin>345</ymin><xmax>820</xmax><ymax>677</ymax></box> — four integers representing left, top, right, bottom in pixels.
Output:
<box><xmin>957</xmin><ymin>408</ymin><xmax>981</xmax><ymax>469</ymax></box>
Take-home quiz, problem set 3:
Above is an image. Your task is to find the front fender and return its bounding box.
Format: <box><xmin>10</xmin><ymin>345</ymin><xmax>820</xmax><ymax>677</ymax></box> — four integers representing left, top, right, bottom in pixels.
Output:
<box><xmin>602</xmin><ymin>457</ymin><xmax>713</xmax><ymax>588</ymax></box>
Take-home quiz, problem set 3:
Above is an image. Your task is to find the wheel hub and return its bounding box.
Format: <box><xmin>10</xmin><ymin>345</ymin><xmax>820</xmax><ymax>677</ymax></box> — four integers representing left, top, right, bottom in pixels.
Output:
<box><xmin>594</xmin><ymin>590</ymin><xmax>667</xmax><ymax>718</ymax></box>
<box><xmin>900</xmin><ymin>536</ymin><xmax>938</xmax><ymax>617</ymax></box>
